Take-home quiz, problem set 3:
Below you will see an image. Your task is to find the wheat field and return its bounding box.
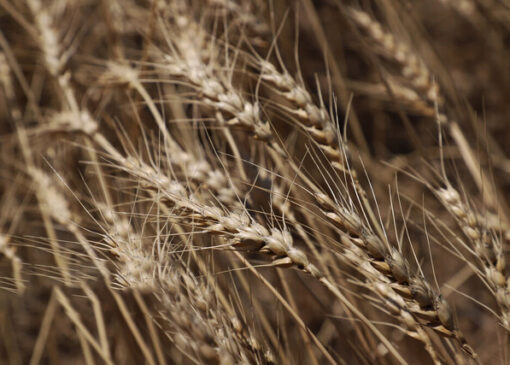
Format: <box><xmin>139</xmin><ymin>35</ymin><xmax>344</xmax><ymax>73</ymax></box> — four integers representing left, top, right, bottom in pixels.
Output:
<box><xmin>0</xmin><ymin>0</ymin><xmax>509</xmax><ymax>364</ymax></box>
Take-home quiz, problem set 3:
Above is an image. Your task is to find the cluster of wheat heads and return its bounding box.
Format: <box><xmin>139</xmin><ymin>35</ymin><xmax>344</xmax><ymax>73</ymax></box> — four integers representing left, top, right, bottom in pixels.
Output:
<box><xmin>1</xmin><ymin>0</ymin><xmax>510</xmax><ymax>364</ymax></box>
